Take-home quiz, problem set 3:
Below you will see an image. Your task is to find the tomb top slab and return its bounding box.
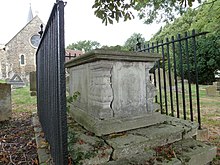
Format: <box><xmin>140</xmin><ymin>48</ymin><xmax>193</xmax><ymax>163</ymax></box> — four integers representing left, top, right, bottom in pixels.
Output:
<box><xmin>65</xmin><ymin>49</ymin><xmax>161</xmax><ymax>68</ymax></box>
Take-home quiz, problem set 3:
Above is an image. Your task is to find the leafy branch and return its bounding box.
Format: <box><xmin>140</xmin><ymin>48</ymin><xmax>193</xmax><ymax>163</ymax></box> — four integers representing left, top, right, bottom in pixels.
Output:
<box><xmin>92</xmin><ymin>0</ymin><xmax>203</xmax><ymax>25</ymax></box>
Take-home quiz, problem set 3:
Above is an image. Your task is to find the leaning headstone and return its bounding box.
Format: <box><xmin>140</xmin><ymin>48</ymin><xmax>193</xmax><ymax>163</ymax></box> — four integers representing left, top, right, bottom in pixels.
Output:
<box><xmin>154</xmin><ymin>68</ymin><xmax>175</xmax><ymax>89</ymax></box>
<box><xmin>30</xmin><ymin>71</ymin><xmax>37</xmax><ymax>96</ymax></box>
<box><xmin>7</xmin><ymin>73</ymin><xmax>25</xmax><ymax>88</ymax></box>
<box><xmin>206</xmin><ymin>81</ymin><xmax>220</xmax><ymax>97</ymax></box>
<box><xmin>0</xmin><ymin>83</ymin><xmax>12</xmax><ymax>121</ymax></box>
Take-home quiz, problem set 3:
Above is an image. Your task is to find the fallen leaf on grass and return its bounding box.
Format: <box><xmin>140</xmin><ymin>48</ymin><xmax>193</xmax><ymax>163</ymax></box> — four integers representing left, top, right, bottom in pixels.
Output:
<box><xmin>32</xmin><ymin>158</ymin><xmax>39</xmax><ymax>165</ymax></box>
<box><xmin>78</xmin><ymin>139</ymin><xmax>85</xmax><ymax>145</ymax></box>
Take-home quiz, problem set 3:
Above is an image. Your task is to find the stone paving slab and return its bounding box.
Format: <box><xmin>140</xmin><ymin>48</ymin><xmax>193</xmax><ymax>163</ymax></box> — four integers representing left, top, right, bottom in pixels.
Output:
<box><xmin>68</xmin><ymin>118</ymin><xmax>113</xmax><ymax>165</ymax></box>
<box><xmin>102</xmin><ymin>115</ymin><xmax>198</xmax><ymax>160</ymax></box>
<box><xmin>32</xmin><ymin>113</ymin><xmax>53</xmax><ymax>165</ymax></box>
<box><xmin>102</xmin><ymin>138</ymin><xmax>217</xmax><ymax>165</ymax></box>
<box><xmin>68</xmin><ymin>115</ymin><xmax>204</xmax><ymax>164</ymax></box>
<box><xmin>172</xmin><ymin>138</ymin><xmax>217</xmax><ymax>165</ymax></box>
<box><xmin>70</xmin><ymin>109</ymin><xmax>166</xmax><ymax>136</ymax></box>
<box><xmin>102</xmin><ymin>152</ymin><xmax>182</xmax><ymax>165</ymax></box>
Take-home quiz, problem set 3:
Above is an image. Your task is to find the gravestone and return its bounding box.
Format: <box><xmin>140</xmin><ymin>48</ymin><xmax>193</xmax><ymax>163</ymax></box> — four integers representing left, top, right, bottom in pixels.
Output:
<box><xmin>215</xmin><ymin>80</ymin><xmax>220</xmax><ymax>91</ymax></box>
<box><xmin>7</xmin><ymin>73</ymin><xmax>25</xmax><ymax>88</ymax></box>
<box><xmin>0</xmin><ymin>83</ymin><xmax>12</xmax><ymax>121</ymax></box>
<box><xmin>206</xmin><ymin>80</ymin><xmax>220</xmax><ymax>97</ymax></box>
<box><xmin>65</xmin><ymin>50</ymin><xmax>164</xmax><ymax>136</ymax></box>
<box><xmin>30</xmin><ymin>71</ymin><xmax>37</xmax><ymax>96</ymax></box>
<box><xmin>153</xmin><ymin>68</ymin><xmax>175</xmax><ymax>89</ymax></box>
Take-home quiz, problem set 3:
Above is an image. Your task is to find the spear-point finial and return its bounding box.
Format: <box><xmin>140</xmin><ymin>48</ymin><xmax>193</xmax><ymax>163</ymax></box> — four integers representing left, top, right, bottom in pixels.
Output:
<box><xmin>38</xmin><ymin>24</ymin><xmax>44</xmax><ymax>38</ymax></box>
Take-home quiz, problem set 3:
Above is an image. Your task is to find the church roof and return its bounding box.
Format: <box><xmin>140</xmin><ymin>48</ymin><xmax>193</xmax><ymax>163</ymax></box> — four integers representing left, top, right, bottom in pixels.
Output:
<box><xmin>5</xmin><ymin>16</ymin><xmax>43</xmax><ymax>46</ymax></box>
<box><xmin>27</xmin><ymin>4</ymin><xmax>34</xmax><ymax>23</ymax></box>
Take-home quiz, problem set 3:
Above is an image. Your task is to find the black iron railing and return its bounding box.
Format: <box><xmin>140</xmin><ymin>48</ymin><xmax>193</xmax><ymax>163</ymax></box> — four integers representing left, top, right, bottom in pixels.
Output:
<box><xmin>138</xmin><ymin>30</ymin><xmax>208</xmax><ymax>129</ymax></box>
<box><xmin>36</xmin><ymin>1</ymin><xmax>68</xmax><ymax>164</ymax></box>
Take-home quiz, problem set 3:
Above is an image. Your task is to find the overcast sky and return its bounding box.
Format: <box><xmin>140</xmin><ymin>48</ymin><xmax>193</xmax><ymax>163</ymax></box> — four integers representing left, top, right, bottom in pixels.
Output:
<box><xmin>0</xmin><ymin>0</ymin><xmax>162</xmax><ymax>46</ymax></box>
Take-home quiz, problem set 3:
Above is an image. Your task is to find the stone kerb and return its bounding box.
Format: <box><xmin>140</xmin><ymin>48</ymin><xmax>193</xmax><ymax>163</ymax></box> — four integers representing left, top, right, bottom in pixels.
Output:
<box><xmin>0</xmin><ymin>83</ymin><xmax>12</xmax><ymax>121</ymax></box>
<box><xmin>65</xmin><ymin>49</ymin><xmax>164</xmax><ymax>136</ymax></box>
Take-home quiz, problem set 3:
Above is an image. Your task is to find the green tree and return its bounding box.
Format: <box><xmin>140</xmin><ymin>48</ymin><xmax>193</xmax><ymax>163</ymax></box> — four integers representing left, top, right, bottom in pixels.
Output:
<box><xmin>124</xmin><ymin>33</ymin><xmax>145</xmax><ymax>51</ymax></box>
<box><xmin>148</xmin><ymin>0</ymin><xmax>220</xmax><ymax>84</ymax></box>
<box><xmin>92</xmin><ymin>0</ymin><xmax>203</xmax><ymax>25</ymax></box>
<box><xmin>150</xmin><ymin>0</ymin><xmax>220</xmax><ymax>41</ymax></box>
<box><xmin>175</xmin><ymin>35</ymin><xmax>220</xmax><ymax>84</ymax></box>
<box><xmin>101</xmin><ymin>45</ymin><xmax>126</xmax><ymax>51</ymax></box>
<box><xmin>66</xmin><ymin>40</ymin><xmax>101</xmax><ymax>52</ymax></box>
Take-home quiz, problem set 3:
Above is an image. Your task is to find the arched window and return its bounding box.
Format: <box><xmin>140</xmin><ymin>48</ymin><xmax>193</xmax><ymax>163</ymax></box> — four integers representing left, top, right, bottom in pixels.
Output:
<box><xmin>20</xmin><ymin>55</ymin><xmax>25</xmax><ymax>65</ymax></box>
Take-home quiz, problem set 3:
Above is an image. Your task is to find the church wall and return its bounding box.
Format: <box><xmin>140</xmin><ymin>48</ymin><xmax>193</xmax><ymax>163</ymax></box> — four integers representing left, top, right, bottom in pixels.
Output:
<box><xmin>5</xmin><ymin>16</ymin><xmax>43</xmax><ymax>82</ymax></box>
<box><xmin>0</xmin><ymin>49</ymin><xmax>7</xmax><ymax>79</ymax></box>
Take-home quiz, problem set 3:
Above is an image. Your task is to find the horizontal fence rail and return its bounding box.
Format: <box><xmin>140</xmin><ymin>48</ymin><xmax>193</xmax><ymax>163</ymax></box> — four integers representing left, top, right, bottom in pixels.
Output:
<box><xmin>138</xmin><ymin>30</ymin><xmax>208</xmax><ymax>129</ymax></box>
<box><xmin>36</xmin><ymin>1</ymin><xmax>68</xmax><ymax>164</ymax></box>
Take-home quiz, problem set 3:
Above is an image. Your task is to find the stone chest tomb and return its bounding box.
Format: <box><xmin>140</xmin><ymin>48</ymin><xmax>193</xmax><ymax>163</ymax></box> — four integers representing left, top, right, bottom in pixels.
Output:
<box><xmin>65</xmin><ymin>50</ymin><xmax>164</xmax><ymax>136</ymax></box>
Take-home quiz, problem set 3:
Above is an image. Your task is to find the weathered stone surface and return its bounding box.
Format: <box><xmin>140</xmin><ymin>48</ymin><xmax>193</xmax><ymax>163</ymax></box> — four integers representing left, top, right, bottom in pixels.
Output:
<box><xmin>153</xmin><ymin>68</ymin><xmax>175</xmax><ymax>89</ymax></box>
<box><xmin>65</xmin><ymin>49</ymin><xmax>162</xmax><ymax>68</ymax></box>
<box><xmin>7</xmin><ymin>73</ymin><xmax>26</xmax><ymax>88</ymax></box>
<box><xmin>111</xmin><ymin>62</ymin><xmax>147</xmax><ymax>117</ymax></box>
<box><xmin>172</xmin><ymin>138</ymin><xmax>217</xmax><ymax>165</ymax></box>
<box><xmin>67</xmin><ymin>50</ymin><xmax>162</xmax><ymax>135</ymax></box>
<box><xmin>0</xmin><ymin>16</ymin><xmax>43</xmax><ymax>81</ymax></box>
<box><xmin>214</xmin><ymin>80</ymin><xmax>220</xmax><ymax>91</ymax></box>
<box><xmin>32</xmin><ymin>113</ymin><xmax>53</xmax><ymax>164</ymax></box>
<box><xmin>206</xmin><ymin>81</ymin><xmax>220</xmax><ymax>96</ymax></box>
<box><xmin>104</xmin><ymin>115</ymin><xmax>198</xmax><ymax>160</ymax></box>
<box><xmin>66</xmin><ymin>74</ymin><xmax>70</xmax><ymax>94</ymax></box>
<box><xmin>196</xmin><ymin>128</ymin><xmax>209</xmax><ymax>141</ymax></box>
<box><xmin>0</xmin><ymin>83</ymin><xmax>12</xmax><ymax>121</ymax></box>
<box><xmin>0</xmin><ymin>49</ymin><xmax>7</xmax><ymax>79</ymax></box>
<box><xmin>103</xmin><ymin>138</ymin><xmax>217</xmax><ymax>165</ymax></box>
<box><xmin>164</xmin><ymin>116</ymin><xmax>199</xmax><ymax>139</ymax></box>
<box><xmin>30</xmin><ymin>71</ymin><xmax>36</xmax><ymax>91</ymax></box>
<box><xmin>67</xmin><ymin>116</ymin><xmax>215</xmax><ymax>165</ymax></box>
<box><xmin>103</xmin><ymin>153</ymin><xmax>182</xmax><ymax>165</ymax></box>
<box><xmin>69</xmin><ymin>107</ymin><xmax>165</xmax><ymax>136</ymax></box>
<box><xmin>68</xmin><ymin>120</ymin><xmax>113</xmax><ymax>165</ymax></box>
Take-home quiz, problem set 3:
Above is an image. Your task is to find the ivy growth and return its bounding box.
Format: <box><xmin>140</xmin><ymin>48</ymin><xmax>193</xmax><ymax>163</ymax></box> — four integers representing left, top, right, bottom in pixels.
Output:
<box><xmin>66</xmin><ymin>91</ymin><xmax>80</xmax><ymax>112</ymax></box>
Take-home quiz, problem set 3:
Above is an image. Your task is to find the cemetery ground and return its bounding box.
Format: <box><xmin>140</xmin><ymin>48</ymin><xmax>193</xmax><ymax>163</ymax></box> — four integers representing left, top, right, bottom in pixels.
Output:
<box><xmin>0</xmin><ymin>84</ymin><xmax>219</xmax><ymax>164</ymax></box>
<box><xmin>0</xmin><ymin>85</ymin><xmax>38</xmax><ymax>164</ymax></box>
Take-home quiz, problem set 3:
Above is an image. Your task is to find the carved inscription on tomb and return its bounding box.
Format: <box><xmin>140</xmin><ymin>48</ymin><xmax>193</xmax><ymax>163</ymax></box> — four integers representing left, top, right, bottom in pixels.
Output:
<box><xmin>112</xmin><ymin>62</ymin><xmax>147</xmax><ymax>118</ymax></box>
<box><xmin>70</xmin><ymin>65</ymin><xmax>88</xmax><ymax>111</ymax></box>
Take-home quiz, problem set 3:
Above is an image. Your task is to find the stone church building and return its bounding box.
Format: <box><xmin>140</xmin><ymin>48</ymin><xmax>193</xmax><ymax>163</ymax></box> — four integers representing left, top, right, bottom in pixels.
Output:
<box><xmin>0</xmin><ymin>5</ymin><xmax>43</xmax><ymax>82</ymax></box>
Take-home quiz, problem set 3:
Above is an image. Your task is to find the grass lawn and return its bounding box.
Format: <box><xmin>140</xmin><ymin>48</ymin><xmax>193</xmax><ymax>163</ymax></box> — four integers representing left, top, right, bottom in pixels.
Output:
<box><xmin>12</xmin><ymin>86</ymin><xmax>37</xmax><ymax>113</ymax></box>
<box><xmin>0</xmin><ymin>79</ymin><xmax>6</xmax><ymax>83</ymax></box>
